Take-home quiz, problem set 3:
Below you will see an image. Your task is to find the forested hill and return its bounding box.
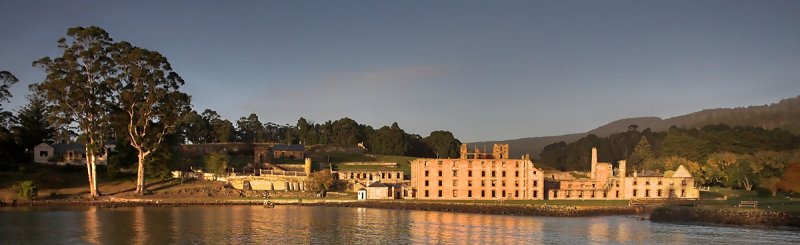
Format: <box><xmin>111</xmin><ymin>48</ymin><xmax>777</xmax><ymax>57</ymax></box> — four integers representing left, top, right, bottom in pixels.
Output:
<box><xmin>471</xmin><ymin>95</ymin><xmax>800</xmax><ymax>159</ymax></box>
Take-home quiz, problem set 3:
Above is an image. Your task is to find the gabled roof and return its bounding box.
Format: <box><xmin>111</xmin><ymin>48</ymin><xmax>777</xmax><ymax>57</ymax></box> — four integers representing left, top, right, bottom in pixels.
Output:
<box><xmin>672</xmin><ymin>165</ymin><xmax>693</xmax><ymax>178</ymax></box>
<box><xmin>52</xmin><ymin>143</ymin><xmax>87</xmax><ymax>153</ymax></box>
<box><xmin>272</xmin><ymin>144</ymin><xmax>304</xmax><ymax>152</ymax></box>
<box><xmin>367</xmin><ymin>181</ymin><xmax>388</xmax><ymax>188</ymax></box>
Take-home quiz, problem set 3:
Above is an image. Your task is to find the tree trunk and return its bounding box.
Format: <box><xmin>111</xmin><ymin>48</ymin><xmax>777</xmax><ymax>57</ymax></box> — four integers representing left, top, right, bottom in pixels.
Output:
<box><xmin>85</xmin><ymin>146</ymin><xmax>98</xmax><ymax>198</ymax></box>
<box><xmin>135</xmin><ymin>151</ymin><xmax>146</xmax><ymax>195</ymax></box>
<box><xmin>744</xmin><ymin>176</ymin><xmax>753</xmax><ymax>191</ymax></box>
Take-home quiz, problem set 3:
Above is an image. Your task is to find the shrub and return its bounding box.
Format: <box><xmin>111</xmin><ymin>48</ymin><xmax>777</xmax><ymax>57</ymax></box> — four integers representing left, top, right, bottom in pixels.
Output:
<box><xmin>18</xmin><ymin>181</ymin><xmax>38</xmax><ymax>200</ymax></box>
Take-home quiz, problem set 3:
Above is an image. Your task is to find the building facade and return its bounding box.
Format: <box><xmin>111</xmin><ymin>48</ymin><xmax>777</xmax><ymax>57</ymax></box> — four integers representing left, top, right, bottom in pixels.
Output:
<box><xmin>410</xmin><ymin>144</ymin><xmax>544</xmax><ymax>200</ymax></box>
<box><xmin>546</xmin><ymin>148</ymin><xmax>699</xmax><ymax>200</ymax></box>
<box><xmin>33</xmin><ymin>142</ymin><xmax>115</xmax><ymax>165</ymax></box>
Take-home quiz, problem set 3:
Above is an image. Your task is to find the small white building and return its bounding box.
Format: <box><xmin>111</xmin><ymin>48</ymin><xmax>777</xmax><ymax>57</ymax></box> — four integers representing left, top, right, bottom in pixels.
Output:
<box><xmin>357</xmin><ymin>188</ymin><xmax>367</xmax><ymax>200</ymax></box>
<box><xmin>33</xmin><ymin>142</ymin><xmax>116</xmax><ymax>165</ymax></box>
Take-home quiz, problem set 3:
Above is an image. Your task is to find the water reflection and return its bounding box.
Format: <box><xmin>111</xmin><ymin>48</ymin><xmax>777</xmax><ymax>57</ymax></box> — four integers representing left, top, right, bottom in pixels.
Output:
<box><xmin>2</xmin><ymin>206</ymin><xmax>797</xmax><ymax>244</ymax></box>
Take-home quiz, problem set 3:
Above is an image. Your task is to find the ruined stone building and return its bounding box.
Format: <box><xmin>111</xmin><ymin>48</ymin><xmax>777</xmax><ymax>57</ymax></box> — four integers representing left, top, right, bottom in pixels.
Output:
<box><xmin>410</xmin><ymin>144</ymin><xmax>545</xmax><ymax>200</ymax></box>
<box><xmin>545</xmin><ymin>148</ymin><xmax>699</xmax><ymax>200</ymax></box>
<box><xmin>337</xmin><ymin>169</ymin><xmax>405</xmax><ymax>190</ymax></box>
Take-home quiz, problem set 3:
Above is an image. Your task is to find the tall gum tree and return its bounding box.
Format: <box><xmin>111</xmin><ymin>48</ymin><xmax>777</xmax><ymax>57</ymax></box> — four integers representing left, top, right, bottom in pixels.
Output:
<box><xmin>111</xmin><ymin>41</ymin><xmax>190</xmax><ymax>195</ymax></box>
<box><xmin>33</xmin><ymin>27</ymin><xmax>116</xmax><ymax>198</ymax></box>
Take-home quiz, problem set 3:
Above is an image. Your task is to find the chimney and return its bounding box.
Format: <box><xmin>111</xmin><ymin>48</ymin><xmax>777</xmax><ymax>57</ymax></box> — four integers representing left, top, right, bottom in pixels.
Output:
<box><xmin>618</xmin><ymin>160</ymin><xmax>626</xmax><ymax>178</ymax></box>
<box><xmin>304</xmin><ymin>158</ymin><xmax>312</xmax><ymax>176</ymax></box>
<box><xmin>591</xmin><ymin>147</ymin><xmax>597</xmax><ymax>179</ymax></box>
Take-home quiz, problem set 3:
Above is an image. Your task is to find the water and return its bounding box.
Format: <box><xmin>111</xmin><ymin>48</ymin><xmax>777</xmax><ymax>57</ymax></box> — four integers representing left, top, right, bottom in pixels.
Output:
<box><xmin>1</xmin><ymin>206</ymin><xmax>798</xmax><ymax>244</ymax></box>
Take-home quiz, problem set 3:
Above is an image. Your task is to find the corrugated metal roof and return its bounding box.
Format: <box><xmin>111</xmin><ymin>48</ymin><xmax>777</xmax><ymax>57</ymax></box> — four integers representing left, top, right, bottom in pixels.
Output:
<box><xmin>272</xmin><ymin>144</ymin><xmax>304</xmax><ymax>152</ymax></box>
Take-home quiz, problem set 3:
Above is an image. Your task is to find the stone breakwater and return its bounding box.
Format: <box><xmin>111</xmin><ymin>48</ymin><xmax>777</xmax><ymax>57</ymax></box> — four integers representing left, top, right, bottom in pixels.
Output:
<box><xmin>309</xmin><ymin>201</ymin><xmax>638</xmax><ymax>217</ymax></box>
<box><xmin>650</xmin><ymin>206</ymin><xmax>800</xmax><ymax>228</ymax></box>
<box><xmin>1</xmin><ymin>199</ymin><xmax>637</xmax><ymax>217</ymax></box>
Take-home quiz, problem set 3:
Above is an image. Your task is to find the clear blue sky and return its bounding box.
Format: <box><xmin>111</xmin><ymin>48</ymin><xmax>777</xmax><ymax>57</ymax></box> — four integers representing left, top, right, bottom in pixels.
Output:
<box><xmin>2</xmin><ymin>1</ymin><xmax>799</xmax><ymax>142</ymax></box>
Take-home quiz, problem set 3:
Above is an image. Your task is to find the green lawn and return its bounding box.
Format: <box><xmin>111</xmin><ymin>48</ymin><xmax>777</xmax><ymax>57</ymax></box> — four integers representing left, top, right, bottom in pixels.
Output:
<box><xmin>699</xmin><ymin>187</ymin><xmax>800</xmax><ymax>212</ymax></box>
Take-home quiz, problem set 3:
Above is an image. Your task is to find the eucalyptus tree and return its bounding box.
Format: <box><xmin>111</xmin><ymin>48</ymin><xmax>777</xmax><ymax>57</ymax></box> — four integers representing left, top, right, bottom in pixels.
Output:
<box><xmin>33</xmin><ymin>27</ymin><xmax>117</xmax><ymax>197</ymax></box>
<box><xmin>0</xmin><ymin>71</ymin><xmax>18</xmax><ymax>127</ymax></box>
<box><xmin>111</xmin><ymin>41</ymin><xmax>191</xmax><ymax>195</ymax></box>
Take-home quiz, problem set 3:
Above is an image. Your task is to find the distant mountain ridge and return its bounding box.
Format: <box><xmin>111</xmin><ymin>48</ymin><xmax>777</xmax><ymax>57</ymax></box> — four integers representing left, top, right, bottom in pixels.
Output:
<box><xmin>471</xmin><ymin>95</ymin><xmax>800</xmax><ymax>159</ymax></box>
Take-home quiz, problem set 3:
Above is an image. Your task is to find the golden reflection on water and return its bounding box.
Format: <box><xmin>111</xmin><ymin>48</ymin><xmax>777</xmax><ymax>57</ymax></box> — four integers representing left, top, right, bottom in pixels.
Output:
<box><xmin>82</xmin><ymin>207</ymin><xmax>100</xmax><ymax>245</ymax></box>
<box><xmin>588</xmin><ymin>217</ymin><xmax>609</xmax><ymax>244</ymax></box>
<box><xmin>409</xmin><ymin>210</ymin><xmax>543</xmax><ymax>244</ymax></box>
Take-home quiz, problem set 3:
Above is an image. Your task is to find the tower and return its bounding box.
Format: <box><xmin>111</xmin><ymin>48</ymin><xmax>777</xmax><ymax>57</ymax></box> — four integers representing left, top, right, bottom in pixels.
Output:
<box><xmin>591</xmin><ymin>147</ymin><xmax>597</xmax><ymax>179</ymax></box>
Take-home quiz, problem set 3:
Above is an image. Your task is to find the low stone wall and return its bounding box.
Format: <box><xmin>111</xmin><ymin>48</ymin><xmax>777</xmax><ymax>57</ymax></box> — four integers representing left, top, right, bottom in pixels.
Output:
<box><xmin>228</xmin><ymin>175</ymin><xmax>308</xmax><ymax>191</ymax></box>
<box><xmin>314</xmin><ymin>201</ymin><xmax>637</xmax><ymax>217</ymax></box>
<box><xmin>341</xmin><ymin>162</ymin><xmax>398</xmax><ymax>166</ymax></box>
<box><xmin>650</xmin><ymin>206</ymin><xmax>800</xmax><ymax>228</ymax></box>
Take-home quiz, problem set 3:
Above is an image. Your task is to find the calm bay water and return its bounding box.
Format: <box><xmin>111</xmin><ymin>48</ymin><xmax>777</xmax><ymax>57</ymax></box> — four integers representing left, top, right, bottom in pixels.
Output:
<box><xmin>1</xmin><ymin>205</ymin><xmax>798</xmax><ymax>244</ymax></box>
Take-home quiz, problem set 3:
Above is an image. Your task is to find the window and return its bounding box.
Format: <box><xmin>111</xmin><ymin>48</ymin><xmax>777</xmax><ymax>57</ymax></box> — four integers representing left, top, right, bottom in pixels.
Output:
<box><xmin>491</xmin><ymin>171</ymin><xmax>496</xmax><ymax>177</ymax></box>
<box><xmin>468</xmin><ymin>180</ymin><xmax>472</xmax><ymax>187</ymax></box>
<box><xmin>515</xmin><ymin>190</ymin><xmax>519</xmax><ymax>197</ymax></box>
<box><xmin>645</xmin><ymin>189</ymin><xmax>650</xmax><ymax>197</ymax></box>
<box><xmin>633</xmin><ymin>189</ymin><xmax>638</xmax><ymax>197</ymax></box>
<box><xmin>482</xmin><ymin>171</ymin><xmax>486</xmax><ymax>177</ymax></box>
<box><xmin>633</xmin><ymin>180</ymin><xmax>638</xmax><ymax>185</ymax></box>
<box><xmin>566</xmin><ymin>191</ymin><xmax>571</xmax><ymax>198</ymax></box>
<box><xmin>501</xmin><ymin>162</ymin><xmax>505</xmax><ymax>167</ymax></box>
<box><xmin>468</xmin><ymin>171</ymin><xmax>472</xmax><ymax>177</ymax></box>
<box><xmin>591</xmin><ymin>191</ymin><xmax>595</xmax><ymax>198</ymax></box>
<box><xmin>481</xmin><ymin>190</ymin><xmax>485</xmax><ymax>197</ymax></box>
<box><xmin>646</xmin><ymin>181</ymin><xmax>650</xmax><ymax>185</ymax></box>
<box><xmin>425</xmin><ymin>171</ymin><xmax>429</xmax><ymax>177</ymax></box>
<box><xmin>603</xmin><ymin>192</ymin><xmax>607</xmax><ymax>198</ymax></box>
<box><xmin>502</xmin><ymin>171</ymin><xmax>506</xmax><ymax>177</ymax></box>
<box><xmin>502</xmin><ymin>190</ymin><xmax>506</xmax><ymax>197</ymax></box>
<box><xmin>438</xmin><ymin>171</ymin><xmax>442</xmax><ymax>177</ymax></box>
<box><xmin>491</xmin><ymin>190</ymin><xmax>496</xmax><ymax>198</ymax></box>
<box><xmin>533</xmin><ymin>171</ymin><xmax>537</xmax><ymax>175</ymax></box>
<box><xmin>658</xmin><ymin>181</ymin><xmax>663</xmax><ymax>185</ymax></box>
<box><xmin>616</xmin><ymin>191</ymin><xmax>620</xmax><ymax>198</ymax></box>
<box><xmin>438</xmin><ymin>180</ymin><xmax>442</xmax><ymax>186</ymax></box>
<box><xmin>381</xmin><ymin>173</ymin><xmax>386</xmax><ymax>178</ymax></box>
<box><xmin>425</xmin><ymin>180</ymin><xmax>429</xmax><ymax>186</ymax></box>
<box><xmin>501</xmin><ymin>181</ymin><xmax>506</xmax><ymax>187</ymax></box>
<box><xmin>481</xmin><ymin>180</ymin><xmax>485</xmax><ymax>187</ymax></box>
<box><xmin>396</xmin><ymin>173</ymin><xmax>401</xmax><ymax>179</ymax></box>
<box><xmin>515</xmin><ymin>181</ymin><xmax>519</xmax><ymax>187</ymax></box>
<box><xmin>438</xmin><ymin>190</ymin><xmax>442</xmax><ymax>197</ymax></box>
<box><xmin>453</xmin><ymin>170</ymin><xmax>458</xmax><ymax>177</ymax></box>
<box><xmin>453</xmin><ymin>180</ymin><xmax>458</xmax><ymax>186</ymax></box>
<box><xmin>515</xmin><ymin>171</ymin><xmax>519</xmax><ymax>177</ymax></box>
<box><xmin>533</xmin><ymin>181</ymin><xmax>538</xmax><ymax>187</ymax></box>
<box><xmin>39</xmin><ymin>151</ymin><xmax>48</xmax><ymax>157</ymax></box>
<box><xmin>681</xmin><ymin>190</ymin><xmax>686</xmax><ymax>197</ymax></box>
<box><xmin>468</xmin><ymin>190</ymin><xmax>473</xmax><ymax>197</ymax></box>
<box><xmin>453</xmin><ymin>190</ymin><xmax>458</xmax><ymax>197</ymax></box>
<box><xmin>533</xmin><ymin>191</ymin><xmax>538</xmax><ymax>198</ymax></box>
<box><xmin>425</xmin><ymin>190</ymin><xmax>429</xmax><ymax>197</ymax></box>
<box><xmin>657</xmin><ymin>189</ymin><xmax>662</xmax><ymax>197</ymax></box>
<box><xmin>592</xmin><ymin>184</ymin><xmax>596</xmax><ymax>188</ymax></box>
<box><xmin>491</xmin><ymin>180</ymin><xmax>496</xmax><ymax>187</ymax></box>
<box><xmin>681</xmin><ymin>180</ymin><xmax>687</xmax><ymax>186</ymax></box>
<box><xmin>553</xmin><ymin>191</ymin><xmax>557</xmax><ymax>198</ymax></box>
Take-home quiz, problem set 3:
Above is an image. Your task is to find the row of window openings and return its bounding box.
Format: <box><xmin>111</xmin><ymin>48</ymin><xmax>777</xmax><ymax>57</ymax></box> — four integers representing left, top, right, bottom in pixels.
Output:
<box><xmin>424</xmin><ymin>180</ymin><xmax>538</xmax><ymax>187</ymax></box>
<box><xmin>424</xmin><ymin>161</ymin><xmax>522</xmax><ymax>168</ymax></box>
<box><xmin>348</xmin><ymin>172</ymin><xmax>401</xmax><ymax>180</ymax></box>
<box><xmin>424</xmin><ymin>170</ymin><xmax>537</xmax><ymax>178</ymax></box>
<box><xmin>555</xmin><ymin>189</ymin><xmax>687</xmax><ymax>198</ymax></box>
<box><xmin>424</xmin><ymin>190</ymin><xmax>539</xmax><ymax>198</ymax></box>
<box><xmin>631</xmin><ymin>180</ymin><xmax>688</xmax><ymax>186</ymax></box>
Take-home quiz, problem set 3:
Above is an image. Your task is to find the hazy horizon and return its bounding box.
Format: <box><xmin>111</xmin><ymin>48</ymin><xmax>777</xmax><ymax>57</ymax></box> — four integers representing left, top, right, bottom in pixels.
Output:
<box><xmin>2</xmin><ymin>1</ymin><xmax>799</xmax><ymax>142</ymax></box>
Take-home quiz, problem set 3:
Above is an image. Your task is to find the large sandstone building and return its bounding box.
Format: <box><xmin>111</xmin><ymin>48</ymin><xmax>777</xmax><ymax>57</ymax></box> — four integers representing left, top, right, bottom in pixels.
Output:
<box><xmin>410</xmin><ymin>144</ymin><xmax>545</xmax><ymax>200</ymax></box>
<box><xmin>545</xmin><ymin>148</ymin><xmax>699</xmax><ymax>200</ymax></box>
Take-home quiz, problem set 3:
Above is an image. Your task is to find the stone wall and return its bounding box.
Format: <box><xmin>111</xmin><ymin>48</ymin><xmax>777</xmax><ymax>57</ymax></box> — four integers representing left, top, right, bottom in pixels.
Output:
<box><xmin>228</xmin><ymin>175</ymin><xmax>309</xmax><ymax>191</ymax></box>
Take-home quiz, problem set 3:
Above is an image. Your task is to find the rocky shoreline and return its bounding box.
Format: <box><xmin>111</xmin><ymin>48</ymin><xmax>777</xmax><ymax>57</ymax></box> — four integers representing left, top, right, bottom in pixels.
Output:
<box><xmin>309</xmin><ymin>201</ymin><xmax>639</xmax><ymax>217</ymax></box>
<box><xmin>1</xmin><ymin>198</ymin><xmax>638</xmax><ymax>217</ymax></box>
<box><xmin>649</xmin><ymin>206</ymin><xmax>800</xmax><ymax>228</ymax></box>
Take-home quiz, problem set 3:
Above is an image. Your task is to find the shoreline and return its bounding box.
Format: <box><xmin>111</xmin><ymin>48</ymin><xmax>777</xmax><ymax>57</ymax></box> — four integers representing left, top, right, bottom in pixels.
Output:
<box><xmin>650</xmin><ymin>206</ymin><xmax>800</xmax><ymax>228</ymax></box>
<box><xmin>1</xmin><ymin>198</ymin><xmax>638</xmax><ymax>217</ymax></box>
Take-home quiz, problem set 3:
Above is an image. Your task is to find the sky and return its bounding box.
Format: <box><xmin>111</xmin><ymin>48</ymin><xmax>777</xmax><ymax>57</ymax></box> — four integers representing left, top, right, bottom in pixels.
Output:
<box><xmin>1</xmin><ymin>1</ymin><xmax>799</xmax><ymax>142</ymax></box>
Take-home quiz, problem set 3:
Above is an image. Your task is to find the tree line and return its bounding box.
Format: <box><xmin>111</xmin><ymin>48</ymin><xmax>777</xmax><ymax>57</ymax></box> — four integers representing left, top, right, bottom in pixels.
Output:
<box><xmin>539</xmin><ymin>124</ymin><xmax>800</xmax><ymax>193</ymax></box>
<box><xmin>181</xmin><ymin>113</ymin><xmax>462</xmax><ymax>158</ymax></box>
